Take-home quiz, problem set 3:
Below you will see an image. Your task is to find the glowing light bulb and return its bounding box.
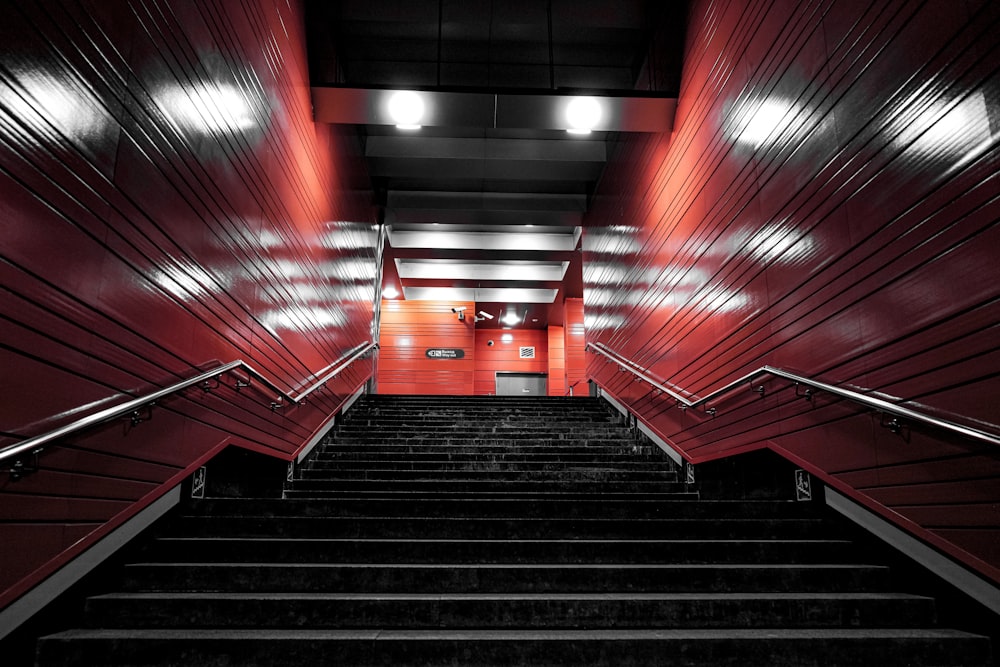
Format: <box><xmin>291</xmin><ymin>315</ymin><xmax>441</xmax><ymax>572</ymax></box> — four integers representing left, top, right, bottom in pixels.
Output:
<box><xmin>566</xmin><ymin>96</ymin><xmax>602</xmax><ymax>134</ymax></box>
<box><xmin>388</xmin><ymin>91</ymin><xmax>425</xmax><ymax>129</ymax></box>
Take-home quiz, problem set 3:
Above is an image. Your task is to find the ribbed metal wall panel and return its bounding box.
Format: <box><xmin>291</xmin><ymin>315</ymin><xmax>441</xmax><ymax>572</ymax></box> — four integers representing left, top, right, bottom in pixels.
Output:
<box><xmin>376</xmin><ymin>300</ymin><xmax>476</xmax><ymax>394</ymax></box>
<box><xmin>548</xmin><ymin>326</ymin><xmax>567</xmax><ymax>396</ymax></box>
<box><xmin>0</xmin><ymin>0</ymin><xmax>376</xmax><ymax>609</ymax></box>
<box><xmin>584</xmin><ymin>0</ymin><xmax>1000</xmax><ymax>582</ymax></box>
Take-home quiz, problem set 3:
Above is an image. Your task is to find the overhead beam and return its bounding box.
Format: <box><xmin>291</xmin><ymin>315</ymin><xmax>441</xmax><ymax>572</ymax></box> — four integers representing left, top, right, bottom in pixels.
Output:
<box><xmin>388</xmin><ymin>227</ymin><xmax>580</xmax><ymax>252</ymax></box>
<box><xmin>369</xmin><ymin>158</ymin><xmax>603</xmax><ymax>182</ymax></box>
<box><xmin>395</xmin><ymin>258</ymin><xmax>569</xmax><ymax>282</ymax></box>
<box><xmin>386</xmin><ymin>191</ymin><xmax>587</xmax><ymax>213</ymax></box>
<box><xmin>386</xmin><ymin>208</ymin><xmax>583</xmax><ymax>226</ymax></box>
<box><xmin>312</xmin><ymin>87</ymin><xmax>676</xmax><ymax>133</ymax></box>
<box><xmin>366</xmin><ymin>136</ymin><xmax>606</xmax><ymax>162</ymax></box>
<box><xmin>401</xmin><ymin>287</ymin><xmax>560</xmax><ymax>303</ymax></box>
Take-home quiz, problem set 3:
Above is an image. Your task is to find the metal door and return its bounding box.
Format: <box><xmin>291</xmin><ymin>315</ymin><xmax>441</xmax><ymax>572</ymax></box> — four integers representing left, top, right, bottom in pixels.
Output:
<box><xmin>495</xmin><ymin>373</ymin><xmax>548</xmax><ymax>396</ymax></box>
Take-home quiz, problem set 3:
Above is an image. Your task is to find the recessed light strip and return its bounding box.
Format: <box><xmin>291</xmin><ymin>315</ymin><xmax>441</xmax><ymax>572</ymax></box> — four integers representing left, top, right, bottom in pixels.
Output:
<box><xmin>402</xmin><ymin>287</ymin><xmax>559</xmax><ymax>303</ymax></box>
<box><xmin>395</xmin><ymin>259</ymin><xmax>569</xmax><ymax>282</ymax></box>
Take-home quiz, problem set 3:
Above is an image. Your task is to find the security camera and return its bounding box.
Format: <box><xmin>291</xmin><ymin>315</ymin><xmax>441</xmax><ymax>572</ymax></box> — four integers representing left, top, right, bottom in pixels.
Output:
<box><xmin>487</xmin><ymin>340</ymin><xmax>494</xmax><ymax>346</ymax></box>
<box><xmin>477</xmin><ymin>311</ymin><xmax>494</xmax><ymax>319</ymax></box>
<box><xmin>451</xmin><ymin>307</ymin><xmax>467</xmax><ymax>312</ymax></box>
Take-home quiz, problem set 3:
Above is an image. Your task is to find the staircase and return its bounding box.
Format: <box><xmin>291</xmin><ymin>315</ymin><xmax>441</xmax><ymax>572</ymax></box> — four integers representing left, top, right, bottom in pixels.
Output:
<box><xmin>36</xmin><ymin>395</ymin><xmax>992</xmax><ymax>665</ymax></box>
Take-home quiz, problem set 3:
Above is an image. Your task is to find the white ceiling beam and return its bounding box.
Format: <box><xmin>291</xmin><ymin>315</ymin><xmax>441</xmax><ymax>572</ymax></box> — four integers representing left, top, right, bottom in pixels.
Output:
<box><xmin>395</xmin><ymin>258</ymin><xmax>569</xmax><ymax>282</ymax></box>
<box><xmin>388</xmin><ymin>227</ymin><xmax>580</xmax><ymax>252</ymax></box>
<box><xmin>401</xmin><ymin>287</ymin><xmax>560</xmax><ymax>303</ymax></box>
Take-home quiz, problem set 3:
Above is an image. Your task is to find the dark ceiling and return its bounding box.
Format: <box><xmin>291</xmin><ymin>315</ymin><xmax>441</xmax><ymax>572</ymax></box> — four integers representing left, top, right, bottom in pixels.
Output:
<box><xmin>305</xmin><ymin>0</ymin><xmax>686</xmax><ymax>328</ymax></box>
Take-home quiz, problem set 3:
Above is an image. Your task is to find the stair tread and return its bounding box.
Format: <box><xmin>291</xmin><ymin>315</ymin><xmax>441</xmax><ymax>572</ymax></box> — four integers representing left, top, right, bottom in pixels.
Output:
<box><xmin>37</xmin><ymin>396</ymin><xmax>993</xmax><ymax>666</ymax></box>
<box><xmin>153</xmin><ymin>537</ymin><xmax>851</xmax><ymax>544</ymax></box>
<box><xmin>128</xmin><ymin>562</ymin><xmax>884</xmax><ymax>570</ymax></box>
<box><xmin>92</xmin><ymin>591</ymin><xmax>931</xmax><ymax>601</ymax></box>
<box><xmin>44</xmin><ymin>627</ymin><xmax>983</xmax><ymax>640</ymax></box>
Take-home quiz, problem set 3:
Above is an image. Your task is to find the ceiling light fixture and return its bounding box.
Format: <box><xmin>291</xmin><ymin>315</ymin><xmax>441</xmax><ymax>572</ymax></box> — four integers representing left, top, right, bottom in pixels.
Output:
<box><xmin>382</xmin><ymin>285</ymin><xmax>399</xmax><ymax>299</ymax></box>
<box><xmin>565</xmin><ymin>96</ymin><xmax>602</xmax><ymax>135</ymax></box>
<box><xmin>502</xmin><ymin>310</ymin><xmax>521</xmax><ymax>326</ymax></box>
<box><xmin>388</xmin><ymin>90</ymin><xmax>424</xmax><ymax>129</ymax></box>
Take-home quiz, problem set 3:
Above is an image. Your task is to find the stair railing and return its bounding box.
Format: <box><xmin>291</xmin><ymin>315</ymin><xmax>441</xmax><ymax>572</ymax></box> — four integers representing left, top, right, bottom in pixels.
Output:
<box><xmin>587</xmin><ymin>341</ymin><xmax>1000</xmax><ymax>448</ymax></box>
<box><xmin>0</xmin><ymin>341</ymin><xmax>379</xmax><ymax>471</ymax></box>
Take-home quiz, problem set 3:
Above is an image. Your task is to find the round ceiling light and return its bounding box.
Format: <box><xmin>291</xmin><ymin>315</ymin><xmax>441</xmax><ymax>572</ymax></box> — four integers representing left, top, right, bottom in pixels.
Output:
<box><xmin>502</xmin><ymin>311</ymin><xmax>520</xmax><ymax>326</ymax></box>
<box><xmin>565</xmin><ymin>96</ymin><xmax>602</xmax><ymax>134</ymax></box>
<box><xmin>388</xmin><ymin>91</ymin><xmax>425</xmax><ymax>129</ymax></box>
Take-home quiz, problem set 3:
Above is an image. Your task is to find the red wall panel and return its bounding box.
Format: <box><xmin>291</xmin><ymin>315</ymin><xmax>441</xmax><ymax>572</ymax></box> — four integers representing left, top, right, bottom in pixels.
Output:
<box><xmin>377</xmin><ymin>300</ymin><xmax>476</xmax><ymax>395</ymax></box>
<box><xmin>584</xmin><ymin>0</ymin><xmax>1000</xmax><ymax>582</ymax></box>
<box><xmin>564</xmin><ymin>298</ymin><xmax>588</xmax><ymax>396</ymax></box>
<box><xmin>376</xmin><ymin>299</ymin><xmax>551</xmax><ymax>396</ymax></box>
<box><xmin>0</xmin><ymin>0</ymin><xmax>376</xmax><ymax>609</ymax></box>
<box><xmin>474</xmin><ymin>329</ymin><xmax>548</xmax><ymax>395</ymax></box>
<box><xmin>548</xmin><ymin>326</ymin><xmax>566</xmax><ymax>396</ymax></box>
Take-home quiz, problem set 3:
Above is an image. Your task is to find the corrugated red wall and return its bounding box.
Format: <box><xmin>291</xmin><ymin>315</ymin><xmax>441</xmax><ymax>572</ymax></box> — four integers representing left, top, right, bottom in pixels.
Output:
<box><xmin>548</xmin><ymin>326</ymin><xmax>567</xmax><ymax>396</ymax></box>
<box><xmin>564</xmin><ymin>298</ymin><xmax>588</xmax><ymax>395</ymax></box>
<box><xmin>474</xmin><ymin>329</ymin><xmax>549</xmax><ymax>395</ymax></box>
<box><xmin>585</xmin><ymin>0</ymin><xmax>1000</xmax><ymax>582</ymax></box>
<box><xmin>376</xmin><ymin>299</ymin><xmax>556</xmax><ymax>395</ymax></box>
<box><xmin>0</xmin><ymin>0</ymin><xmax>376</xmax><ymax>609</ymax></box>
<box><xmin>376</xmin><ymin>300</ymin><xmax>476</xmax><ymax>394</ymax></box>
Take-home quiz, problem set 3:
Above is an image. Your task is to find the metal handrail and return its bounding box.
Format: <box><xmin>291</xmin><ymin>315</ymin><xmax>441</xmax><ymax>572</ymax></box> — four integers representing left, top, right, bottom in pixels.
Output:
<box><xmin>0</xmin><ymin>341</ymin><xmax>378</xmax><ymax>465</ymax></box>
<box><xmin>587</xmin><ymin>341</ymin><xmax>1000</xmax><ymax>448</ymax></box>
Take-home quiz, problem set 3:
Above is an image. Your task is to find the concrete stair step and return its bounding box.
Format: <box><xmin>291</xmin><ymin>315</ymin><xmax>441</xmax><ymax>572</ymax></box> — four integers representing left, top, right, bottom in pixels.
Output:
<box><xmin>295</xmin><ymin>468</ymin><xmax>679</xmax><ymax>482</ymax></box>
<box><xmin>185</xmin><ymin>498</ymin><xmax>819</xmax><ymax>520</ymax></box>
<box><xmin>83</xmin><ymin>591</ymin><xmax>938</xmax><ymax>629</ymax></box>
<box><xmin>304</xmin><ymin>459</ymin><xmax>671</xmax><ymax>472</ymax></box>
<box><xmin>324</xmin><ymin>441</ymin><xmax>646</xmax><ymax>451</ymax></box>
<box><xmin>283</xmin><ymin>479</ymin><xmax>690</xmax><ymax>493</ymax></box>
<box><xmin>34</xmin><ymin>396</ymin><xmax>993</xmax><ymax>666</ymax></box>
<box><xmin>168</xmin><ymin>515</ymin><xmax>832</xmax><ymax>540</ymax></box>
<box><xmin>335</xmin><ymin>423</ymin><xmax>623</xmax><ymax>431</ymax></box>
<box><xmin>284</xmin><ymin>486</ymin><xmax>698</xmax><ymax>503</ymax></box>
<box><xmin>142</xmin><ymin>537</ymin><xmax>856</xmax><ymax>564</ymax></box>
<box><xmin>119</xmin><ymin>562</ymin><xmax>891</xmax><ymax>594</ymax></box>
<box><xmin>38</xmin><ymin>627</ymin><xmax>992</xmax><ymax>666</ymax></box>
<box><xmin>310</xmin><ymin>452</ymin><xmax>671</xmax><ymax>463</ymax></box>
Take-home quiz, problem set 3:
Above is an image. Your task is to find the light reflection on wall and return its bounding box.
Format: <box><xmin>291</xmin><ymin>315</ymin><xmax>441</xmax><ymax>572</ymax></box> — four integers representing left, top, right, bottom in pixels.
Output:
<box><xmin>261</xmin><ymin>305</ymin><xmax>347</xmax><ymax>334</ymax></box>
<box><xmin>701</xmin><ymin>288</ymin><xmax>750</xmax><ymax>314</ymax></box>
<box><xmin>321</xmin><ymin>223</ymin><xmax>379</xmax><ymax>250</ymax></box>
<box><xmin>726</xmin><ymin>97</ymin><xmax>803</xmax><ymax>150</ymax></box>
<box><xmin>733</xmin><ymin>221</ymin><xmax>815</xmax><ymax>265</ymax></box>
<box><xmin>0</xmin><ymin>72</ymin><xmax>107</xmax><ymax>141</ymax></box>
<box><xmin>584</xmin><ymin>287</ymin><xmax>647</xmax><ymax>307</ymax></box>
<box><xmin>585</xmin><ymin>225</ymin><xmax>644</xmax><ymax>255</ymax></box>
<box><xmin>584</xmin><ymin>313</ymin><xmax>626</xmax><ymax>331</ymax></box>
<box><xmin>274</xmin><ymin>258</ymin><xmax>376</xmax><ymax>282</ymax></box>
<box><xmin>161</xmin><ymin>82</ymin><xmax>258</xmax><ymax>135</ymax></box>
<box><xmin>323</xmin><ymin>258</ymin><xmax>378</xmax><ymax>282</ymax></box>
<box><xmin>583</xmin><ymin>262</ymin><xmax>661</xmax><ymax>286</ymax></box>
<box><xmin>893</xmin><ymin>90</ymin><xmax>994</xmax><ymax>161</ymax></box>
<box><xmin>154</xmin><ymin>264</ymin><xmax>226</xmax><ymax>302</ymax></box>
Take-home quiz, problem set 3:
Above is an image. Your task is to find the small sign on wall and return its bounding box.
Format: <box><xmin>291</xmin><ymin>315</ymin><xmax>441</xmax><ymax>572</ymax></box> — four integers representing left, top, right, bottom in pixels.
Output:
<box><xmin>794</xmin><ymin>469</ymin><xmax>812</xmax><ymax>501</ymax></box>
<box><xmin>425</xmin><ymin>348</ymin><xmax>465</xmax><ymax>359</ymax></box>
<box><xmin>191</xmin><ymin>466</ymin><xmax>206</xmax><ymax>499</ymax></box>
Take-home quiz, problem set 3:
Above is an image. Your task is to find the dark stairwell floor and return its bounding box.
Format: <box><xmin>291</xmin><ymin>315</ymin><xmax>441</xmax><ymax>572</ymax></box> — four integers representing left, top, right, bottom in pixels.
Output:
<box><xmin>33</xmin><ymin>395</ymin><xmax>993</xmax><ymax>666</ymax></box>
